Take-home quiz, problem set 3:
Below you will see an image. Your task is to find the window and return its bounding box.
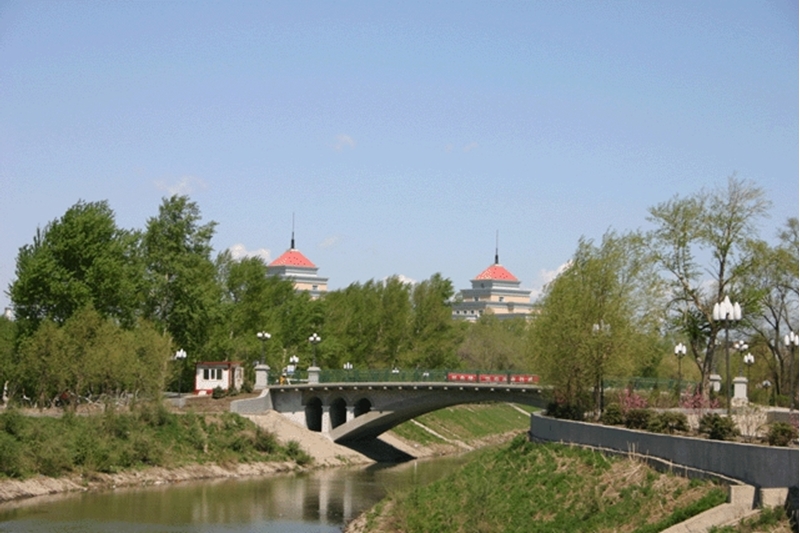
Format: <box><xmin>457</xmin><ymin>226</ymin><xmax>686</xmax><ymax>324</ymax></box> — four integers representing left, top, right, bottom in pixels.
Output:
<box><xmin>474</xmin><ymin>297</ymin><xmax>479</xmax><ymax>302</ymax></box>
<box><xmin>312</xmin><ymin>285</ymin><xmax>318</xmax><ymax>291</ymax></box>
<box><xmin>499</xmin><ymin>296</ymin><xmax>505</xmax><ymax>302</ymax></box>
<box><xmin>203</xmin><ymin>368</ymin><xmax>223</xmax><ymax>381</ymax></box>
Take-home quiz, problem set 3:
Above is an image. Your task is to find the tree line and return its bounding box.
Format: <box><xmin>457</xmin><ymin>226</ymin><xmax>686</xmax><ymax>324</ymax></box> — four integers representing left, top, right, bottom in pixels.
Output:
<box><xmin>1</xmin><ymin>176</ymin><xmax>796</xmax><ymax>411</ymax></box>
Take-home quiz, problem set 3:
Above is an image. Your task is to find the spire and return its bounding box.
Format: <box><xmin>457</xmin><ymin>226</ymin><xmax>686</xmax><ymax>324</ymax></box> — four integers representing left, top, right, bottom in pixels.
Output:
<box><xmin>290</xmin><ymin>213</ymin><xmax>295</xmax><ymax>249</ymax></box>
<box><xmin>494</xmin><ymin>230</ymin><xmax>499</xmax><ymax>264</ymax></box>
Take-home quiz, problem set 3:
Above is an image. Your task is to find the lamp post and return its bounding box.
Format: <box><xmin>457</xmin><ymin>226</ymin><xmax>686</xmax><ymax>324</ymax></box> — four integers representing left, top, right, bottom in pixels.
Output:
<box><xmin>592</xmin><ymin>321</ymin><xmax>610</xmax><ymax>415</ymax></box>
<box><xmin>308</xmin><ymin>333</ymin><xmax>321</xmax><ymax>368</ymax></box>
<box><xmin>784</xmin><ymin>331</ymin><xmax>798</xmax><ymax>410</ymax></box>
<box><xmin>256</xmin><ymin>331</ymin><xmax>271</xmax><ymax>365</ymax></box>
<box><xmin>743</xmin><ymin>352</ymin><xmax>754</xmax><ymax>382</ymax></box>
<box><xmin>174</xmin><ymin>349</ymin><xmax>187</xmax><ymax>398</ymax></box>
<box><xmin>288</xmin><ymin>355</ymin><xmax>299</xmax><ymax>376</ymax></box>
<box><xmin>712</xmin><ymin>296</ymin><xmax>742</xmax><ymax>415</ymax></box>
<box><xmin>674</xmin><ymin>342</ymin><xmax>687</xmax><ymax>397</ymax></box>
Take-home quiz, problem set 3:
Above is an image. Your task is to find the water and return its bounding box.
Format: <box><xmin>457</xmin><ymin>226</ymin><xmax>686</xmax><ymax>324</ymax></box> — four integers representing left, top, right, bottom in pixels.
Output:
<box><xmin>0</xmin><ymin>456</ymin><xmax>467</xmax><ymax>532</ymax></box>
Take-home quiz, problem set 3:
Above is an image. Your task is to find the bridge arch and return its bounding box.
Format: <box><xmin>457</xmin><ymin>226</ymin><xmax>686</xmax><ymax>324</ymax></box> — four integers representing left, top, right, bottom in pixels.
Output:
<box><xmin>329</xmin><ymin>397</ymin><xmax>347</xmax><ymax>429</ymax></box>
<box><xmin>305</xmin><ymin>397</ymin><xmax>323</xmax><ymax>432</ymax></box>
<box><xmin>354</xmin><ymin>398</ymin><xmax>371</xmax><ymax>417</ymax></box>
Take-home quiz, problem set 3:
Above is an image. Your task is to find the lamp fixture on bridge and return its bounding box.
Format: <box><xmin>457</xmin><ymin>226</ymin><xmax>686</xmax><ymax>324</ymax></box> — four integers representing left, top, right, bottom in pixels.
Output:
<box><xmin>174</xmin><ymin>349</ymin><xmax>187</xmax><ymax>398</ymax></box>
<box><xmin>309</xmin><ymin>333</ymin><xmax>321</xmax><ymax>368</ymax></box>
<box><xmin>712</xmin><ymin>296</ymin><xmax>742</xmax><ymax>415</ymax></box>
<box><xmin>674</xmin><ymin>342</ymin><xmax>687</xmax><ymax>395</ymax></box>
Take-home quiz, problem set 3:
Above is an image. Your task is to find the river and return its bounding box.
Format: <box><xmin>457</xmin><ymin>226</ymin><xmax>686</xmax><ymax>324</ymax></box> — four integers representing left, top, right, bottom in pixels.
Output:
<box><xmin>0</xmin><ymin>455</ymin><xmax>468</xmax><ymax>532</ymax></box>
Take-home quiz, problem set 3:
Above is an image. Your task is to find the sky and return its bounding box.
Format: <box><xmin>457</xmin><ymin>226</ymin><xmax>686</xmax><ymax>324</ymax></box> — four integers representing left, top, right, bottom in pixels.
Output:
<box><xmin>1</xmin><ymin>1</ymin><xmax>798</xmax><ymax>311</ymax></box>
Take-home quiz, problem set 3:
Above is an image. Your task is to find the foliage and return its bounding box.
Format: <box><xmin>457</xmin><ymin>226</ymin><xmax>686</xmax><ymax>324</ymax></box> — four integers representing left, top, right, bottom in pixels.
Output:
<box><xmin>624</xmin><ymin>408</ymin><xmax>654</xmax><ymax>430</ymax></box>
<box><xmin>531</xmin><ymin>231</ymin><xmax>664</xmax><ymax>412</ymax></box>
<box><xmin>13</xmin><ymin>306</ymin><xmax>171</xmax><ymax>406</ymax></box>
<box><xmin>647</xmin><ymin>411</ymin><xmax>689</xmax><ymax>434</ymax></box>
<box><xmin>0</xmin><ymin>407</ymin><xmax>311</xmax><ymax>479</ymax></box>
<box><xmin>211</xmin><ymin>386</ymin><xmax>227</xmax><ymax>399</ymax></box>
<box><xmin>766</xmin><ymin>422</ymin><xmax>798</xmax><ymax>447</ymax></box>
<box><xmin>457</xmin><ymin>315</ymin><xmax>528</xmax><ymax>370</ymax></box>
<box><xmin>600</xmin><ymin>403</ymin><xmax>624</xmax><ymax>425</ymax></box>
<box><xmin>546</xmin><ymin>400</ymin><xmax>585</xmax><ymax>421</ymax></box>
<box><xmin>9</xmin><ymin>200</ymin><xmax>142</xmax><ymax>336</ymax></box>
<box><xmin>384</xmin><ymin>435</ymin><xmax>727</xmax><ymax>533</ymax></box>
<box><xmin>698</xmin><ymin>413</ymin><xmax>739</xmax><ymax>441</ymax></box>
<box><xmin>646</xmin><ymin>176</ymin><xmax>773</xmax><ymax>395</ymax></box>
<box><xmin>617</xmin><ymin>388</ymin><xmax>649</xmax><ymax>413</ymax></box>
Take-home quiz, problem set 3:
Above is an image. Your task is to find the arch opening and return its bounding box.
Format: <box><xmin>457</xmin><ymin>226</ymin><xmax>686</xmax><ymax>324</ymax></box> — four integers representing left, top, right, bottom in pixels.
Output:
<box><xmin>354</xmin><ymin>398</ymin><xmax>372</xmax><ymax>417</ymax></box>
<box><xmin>330</xmin><ymin>397</ymin><xmax>347</xmax><ymax>429</ymax></box>
<box><xmin>305</xmin><ymin>397</ymin><xmax>323</xmax><ymax>432</ymax></box>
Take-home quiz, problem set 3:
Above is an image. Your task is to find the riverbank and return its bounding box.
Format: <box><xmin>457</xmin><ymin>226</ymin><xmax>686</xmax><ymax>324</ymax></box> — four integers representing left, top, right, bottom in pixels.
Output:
<box><xmin>0</xmin><ymin>402</ymin><xmax>531</xmax><ymax>506</ymax></box>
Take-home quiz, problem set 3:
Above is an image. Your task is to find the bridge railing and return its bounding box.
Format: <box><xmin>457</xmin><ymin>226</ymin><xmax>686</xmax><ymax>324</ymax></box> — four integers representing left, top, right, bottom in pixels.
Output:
<box><xmin>320</xmin><ymin>368</ymin><xmax>450</xmax><ymax>383</ymax></box>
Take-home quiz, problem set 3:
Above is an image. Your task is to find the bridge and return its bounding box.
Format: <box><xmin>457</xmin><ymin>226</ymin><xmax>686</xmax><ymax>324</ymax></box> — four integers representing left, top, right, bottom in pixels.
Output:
<box><xmin>231</xmin><ymin>371</ymin><xmax>547</xmax><ymax>442</ymax></box>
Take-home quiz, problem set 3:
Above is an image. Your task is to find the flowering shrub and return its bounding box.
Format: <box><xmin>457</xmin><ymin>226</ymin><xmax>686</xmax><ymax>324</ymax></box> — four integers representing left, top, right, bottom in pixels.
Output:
<box><xmin>617</xmin><ymin>389</ymin><xmax>648</xmax><ymax>413</ymax></box>
<box><xmin>680</xmin><ymin>388</ymin><xmax>719</xmax><ymax>416</ymax></box>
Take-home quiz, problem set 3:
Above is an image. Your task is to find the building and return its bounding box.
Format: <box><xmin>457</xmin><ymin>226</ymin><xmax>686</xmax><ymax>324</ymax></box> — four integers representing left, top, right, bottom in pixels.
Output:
<box><xmin>452</xmin><ymin>251</ymin><xmax>533</xmax><ymax>321</ymax></box>
<box><xmin>194</xmin><ymin>361</ymin><xmax>244</xmax><ymax>394</ymax></box>
<box><xmin>267</xmin><ymin>232</ymin><xmax>328</xmax><ymax>299</ymax></box>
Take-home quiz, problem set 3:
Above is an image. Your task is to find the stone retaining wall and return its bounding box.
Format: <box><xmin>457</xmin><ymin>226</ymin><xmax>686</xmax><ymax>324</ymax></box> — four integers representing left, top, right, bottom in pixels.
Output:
<box><xmin>529</xmin><ymin>412</ymin><xmax>798</xmax><ymax>488</ymax></box>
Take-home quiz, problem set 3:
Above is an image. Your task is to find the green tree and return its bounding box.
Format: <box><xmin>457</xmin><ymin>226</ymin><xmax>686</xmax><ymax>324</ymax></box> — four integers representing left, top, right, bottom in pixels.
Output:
<box><xmin>9</xmin><ymin>200</ymin><xmax>142</xmax><ymax>336</ymax></box>
<box><xmin>457</xmin><ymin>314</ymin><xmax>528</xmax><ymax>370</ymax></box>
<box><xmin>737</xmin><ymin>217</ymin><xmax>798</xmax><ymax>406</ymax></box>
<box><xmin>646</xmin><ymin>176</ymin><xmax>771</xmax><ymax>394</ymax></box>
<box><xmin>142</xmin><ymin>196</ymin><xmax>221</xmax><ymax>376</ymax></box>
<box><xmin>405</xmin><ymin>273</ymin><xmax>462</xmax><ymax>368</ymax></box>
<box><xmin>531</xmin><ymin>231</ymin><xmax>663</xmax><ymax>414</ymax></box>
<box><xmin>0</xmin><ymin>316</ymin><xmax>15</xmax><ymax>396</ymax></box>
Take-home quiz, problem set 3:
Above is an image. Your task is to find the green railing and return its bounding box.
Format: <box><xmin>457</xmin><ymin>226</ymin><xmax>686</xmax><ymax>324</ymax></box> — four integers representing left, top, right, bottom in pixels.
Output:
<box><xmin>320</xmin><ymin>368</ymin><xmax>451</xmax><ymax>383</ymax></box>
<box><xmin>603</xmin><ymin>377</ymin><xmax>699</xmax><ymax>392</ymax></box>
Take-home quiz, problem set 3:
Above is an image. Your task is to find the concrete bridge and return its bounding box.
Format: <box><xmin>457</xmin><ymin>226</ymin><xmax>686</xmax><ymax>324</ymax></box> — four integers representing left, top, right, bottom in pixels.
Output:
<box><xmin>232</xmin><ymin>381</ymin><xmax>547</xmax><ymax>442</ymax></box>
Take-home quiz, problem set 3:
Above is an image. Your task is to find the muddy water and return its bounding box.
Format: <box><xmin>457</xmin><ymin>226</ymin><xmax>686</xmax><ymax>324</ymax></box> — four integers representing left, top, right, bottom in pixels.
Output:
<box><xmin>0</xmin><ymin>455</ymin><xmax>467</xmax><ymax>532</ymax></box>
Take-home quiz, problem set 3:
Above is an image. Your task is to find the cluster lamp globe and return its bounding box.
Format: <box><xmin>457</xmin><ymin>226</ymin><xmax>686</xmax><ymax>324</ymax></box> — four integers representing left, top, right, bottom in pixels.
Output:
<box><xmin>712</xmin><ymin>296</ymin><xmax>742</xmax><ymax>415</ymax></box>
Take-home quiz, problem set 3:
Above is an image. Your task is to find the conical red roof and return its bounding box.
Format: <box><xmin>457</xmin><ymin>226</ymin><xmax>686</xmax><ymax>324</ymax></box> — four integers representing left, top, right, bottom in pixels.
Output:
<box><xmin>474</xmin><ymin>263</ymin><xmax>518</xmax><ymax>282</ymax></box>
<box><xmin>269</xmin><ymin>249</ymin><xmax>316</xmax><ymax>268</ymax></box>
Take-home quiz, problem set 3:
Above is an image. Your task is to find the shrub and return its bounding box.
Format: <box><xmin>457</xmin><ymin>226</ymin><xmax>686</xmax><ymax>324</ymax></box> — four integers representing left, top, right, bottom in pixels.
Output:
<box><xmin>254</xmin><ymin>427</ymin><xmax>278</xmax><ymax>454</ymax></box>
<box><xmin>600</xmin><ymin>403</ymin><xmax>624</xmax><ymax>425</ymax></box>
<box><xmin>624</xmin><ymin>409</ymin><xmax>653</xmax><ymax>430</ymax></box>
<box><xmin>212</xmin><ymin>386</ymin><xmax>227</xmax><ymax>399</ymax></box>
<box><xmin>285</xmin><ymin>440</ymin><xmax>312</xmax><ymax>466</ymax></box>
<box><xmin>767</xmin><ymin>422</ymin><xmax>798</xmax><ymax>447</ymax></box>
<box><xmin>647</xmin><ymin>412</ymin><xmax>689</xmax><ymax>434</ymax></box>
<box><xmin>241</xmin><ymin>380</ymin><xmax>254</xmax><ymax>394</ymax></box>
<box><xmin>698</xmin><ymin>413</ymin><xmax>738</xmax><ymax>441</ymax></box>
<box><xmin>618</xmin><ymin>389</ymin><xmax>648</xmax><ymax>413</ymax></box>
<box><xmin>546</xmin><ymin>401</ymin><xmax>585</xmax><ymax>421</ymax></box>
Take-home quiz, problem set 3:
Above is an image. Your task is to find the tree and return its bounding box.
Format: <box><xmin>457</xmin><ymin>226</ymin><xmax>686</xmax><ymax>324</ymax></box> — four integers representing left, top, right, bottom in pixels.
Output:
<box><xmin>405</xmin><ymin>273</ymin><xmax>462</xmax><ymax>368</ymax></box>
<box><xmin>9</xmin><ymin>200</ymin><xmax>142</xmax><ymax>336</ymax></box>
<box><xmin>736</xmin><ymin>217</ymin><xmax>798</xmax><ymax>406</ymax></box>
<box><xmin>142</xmin><ymin>196</ymin><xmax>221</xmax><ymax>372</ymax></box>
<box><xmin>457</xmin><ymin>314</ymin><xmax>528</xmax><ymax>370</ymax></box>
<box><xmin>531</xmin><ymin>231</ymin><xmax>664</xmax><ymax>414</ymax></box>
<box><xmin>646</xmin><ymin>176</ymin><xmax>771</xmax><ymax>395</ymax></box>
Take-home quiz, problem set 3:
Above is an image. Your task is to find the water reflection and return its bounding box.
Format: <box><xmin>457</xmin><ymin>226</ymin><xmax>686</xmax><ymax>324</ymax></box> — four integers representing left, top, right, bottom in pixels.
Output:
<box><xmin>0</xmin><ymin>456</ymin><xmax>467</xmax><ymax>533</ymax></box>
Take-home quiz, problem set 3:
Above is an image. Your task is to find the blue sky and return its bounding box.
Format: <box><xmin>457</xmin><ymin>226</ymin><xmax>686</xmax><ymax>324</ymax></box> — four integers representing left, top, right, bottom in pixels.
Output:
<box><xmin>1</xmin><ymin>1</ymin><xmax>797</xmax><ymax>311</ymax></box>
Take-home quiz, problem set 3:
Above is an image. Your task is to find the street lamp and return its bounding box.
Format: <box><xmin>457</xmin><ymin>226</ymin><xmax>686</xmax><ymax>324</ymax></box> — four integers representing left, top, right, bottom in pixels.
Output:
<box><xmin>592</xmin><ymin>321</ymin><xmax>611</xmax><ymax>415</ymax></box>
<box><xmin>743</xmin><ymin>352</ymin><xmax>755</xmax><ymax>383</ymax></box>
<box><xmin>674</xmin><ymin>342</ymin><xmax>687</xmax><ymax>396</ymax></box>
<box><xmin>174</xmin><ymin>349</ymin><xmax>187</xmax><ymax>397</ymax></box>
<box><xmin>308</xmin><ymin>333</ymin><xmax>321</xmax><ymax>367</ymax></box>
<box><xmin>288</xmin><ymin>354</ymin><xmax>299</xmax><ymax>376</ymax></box>
<box><xmin>734</xmin><ymin>340</ymin><xmax>749</xmax><ymax>376</ymax></box>
<box><xmin>712</xmin><ymin>296</ymin><xmax>742</xmax><ymax>415</ymax></box>
<box><xmin>256</xmin><ymin>331</ymin><xmax>271</xmax><ymax>365</ymax></box>
<box><xmin>784</xmin><ymin>331</ymin><xmax>798</xmax><ymax>410</ymax></box>
<box><xmin>343</xmin><ymin>362</ymin><xmax>353</xmax><ymax>370</ymax></box>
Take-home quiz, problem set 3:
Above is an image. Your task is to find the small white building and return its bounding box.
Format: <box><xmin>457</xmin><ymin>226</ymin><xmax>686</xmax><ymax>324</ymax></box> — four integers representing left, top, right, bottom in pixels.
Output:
<box><xmin>195</xmin><ymin>361</ymin><xmax>244</xmax><ymax>394</ymax></box>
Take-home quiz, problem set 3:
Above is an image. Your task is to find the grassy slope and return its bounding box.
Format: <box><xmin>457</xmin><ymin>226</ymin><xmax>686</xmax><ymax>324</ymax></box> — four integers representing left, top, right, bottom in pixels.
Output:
<box><xmin>376</xmin><ymin>435</ymin><xmax>728</xmax><ymax>533</ymax></box>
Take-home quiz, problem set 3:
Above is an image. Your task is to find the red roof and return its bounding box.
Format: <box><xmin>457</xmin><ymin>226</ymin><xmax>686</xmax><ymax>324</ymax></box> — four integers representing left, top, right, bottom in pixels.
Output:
<box><xmin>269</xmin><ymin>249</ymin><xmax>316</xmax><ymax>268</ymax></box>
<box><xmin>474</xmin><ymin>263</ymin><xmax>518</xmax><ymax>282</ymax></box>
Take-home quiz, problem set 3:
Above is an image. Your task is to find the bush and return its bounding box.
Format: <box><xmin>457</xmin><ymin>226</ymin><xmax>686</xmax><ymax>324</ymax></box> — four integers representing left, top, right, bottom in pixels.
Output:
<box><xmin>212</xmin><ymin>386</ymin><xmax>227</xmax><ymax>400</ymax></box>
<box><xmin>647</xmin><ymin>412</ymin><xmax>689</xmax><ymax>434</ymax></box>
<box><xmin>285</xmin><ymin>440</ymin><xmax>312</xmax><ymax>466</ymax></box>
<box><xmin>624</xmin><ymin>409</ymin><xmax>653</xmax><ymax>430</ymax></box>
<box><xmin>698</xmin><ymin>413</ymin><xmax>738</xmax><ymax>441</ymax></box>
<box><xmin>600</xmin><ymin>403</ymin><xmax>624</xmax><ymax>425</ymax></box>
<box><xmin>546</xmin><ymin>401</ymin><xmax>585</xmax><ymax>421</ymax></box>
<box><xmin>767</xmin><ymin>422</ymin><xmax>798</xmax><ymax>447</ymax></box>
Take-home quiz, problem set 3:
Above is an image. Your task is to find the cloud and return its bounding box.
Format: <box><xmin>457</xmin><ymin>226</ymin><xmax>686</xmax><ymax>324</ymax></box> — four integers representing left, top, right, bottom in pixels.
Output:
<box><xmin>228</xmin><ymin>244</ymin><xmax>271</xmax><ymax>262</ymax></box>
<box><xmin>319</xmin><ymin>235</ymin><xmax>341</xmax><ymax>249</ymax></box>
<box><xmin>383</xmin><ymin>274</ymin><xmax>416</xmax><ymax>285</ymax></box>
<box><xmin>333</xmin><ymin>133</ymin><xmax>356</xmax><ymax>151</ymax></box>
<box><xmin>463</xmin><ymin>141</ymin><xmax>479</xmax><ymax>153</ymax></box>
<box><xmin>155</xmin><ymin>175</ymin><xmax>208</xmax><ymax>195</ymax></box>
<box><xmin>530</xmin><ymin>261</ymin><xmax>572</xmax><ymax>300</ymax></box>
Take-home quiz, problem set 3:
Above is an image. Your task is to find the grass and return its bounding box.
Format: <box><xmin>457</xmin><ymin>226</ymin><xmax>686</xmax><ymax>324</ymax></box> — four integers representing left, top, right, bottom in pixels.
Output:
<box><xmin>390</xmin><ymin>403</ymin><xmax>533</xmax><ymax>444</ymax></box>
<box><xmin>0</xmin><ymin>403</ymin><xmax>310</xmax><ymax>479</ymax></box>
<box><xmin>709</xmin><ymin>506</ymin><xmax>793</xmax><ymax>533</ymax></box>
<box><xmin>378</xmin><ymin>434</ymin><xmax>728</xmax><ymax>533</ymax></box>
